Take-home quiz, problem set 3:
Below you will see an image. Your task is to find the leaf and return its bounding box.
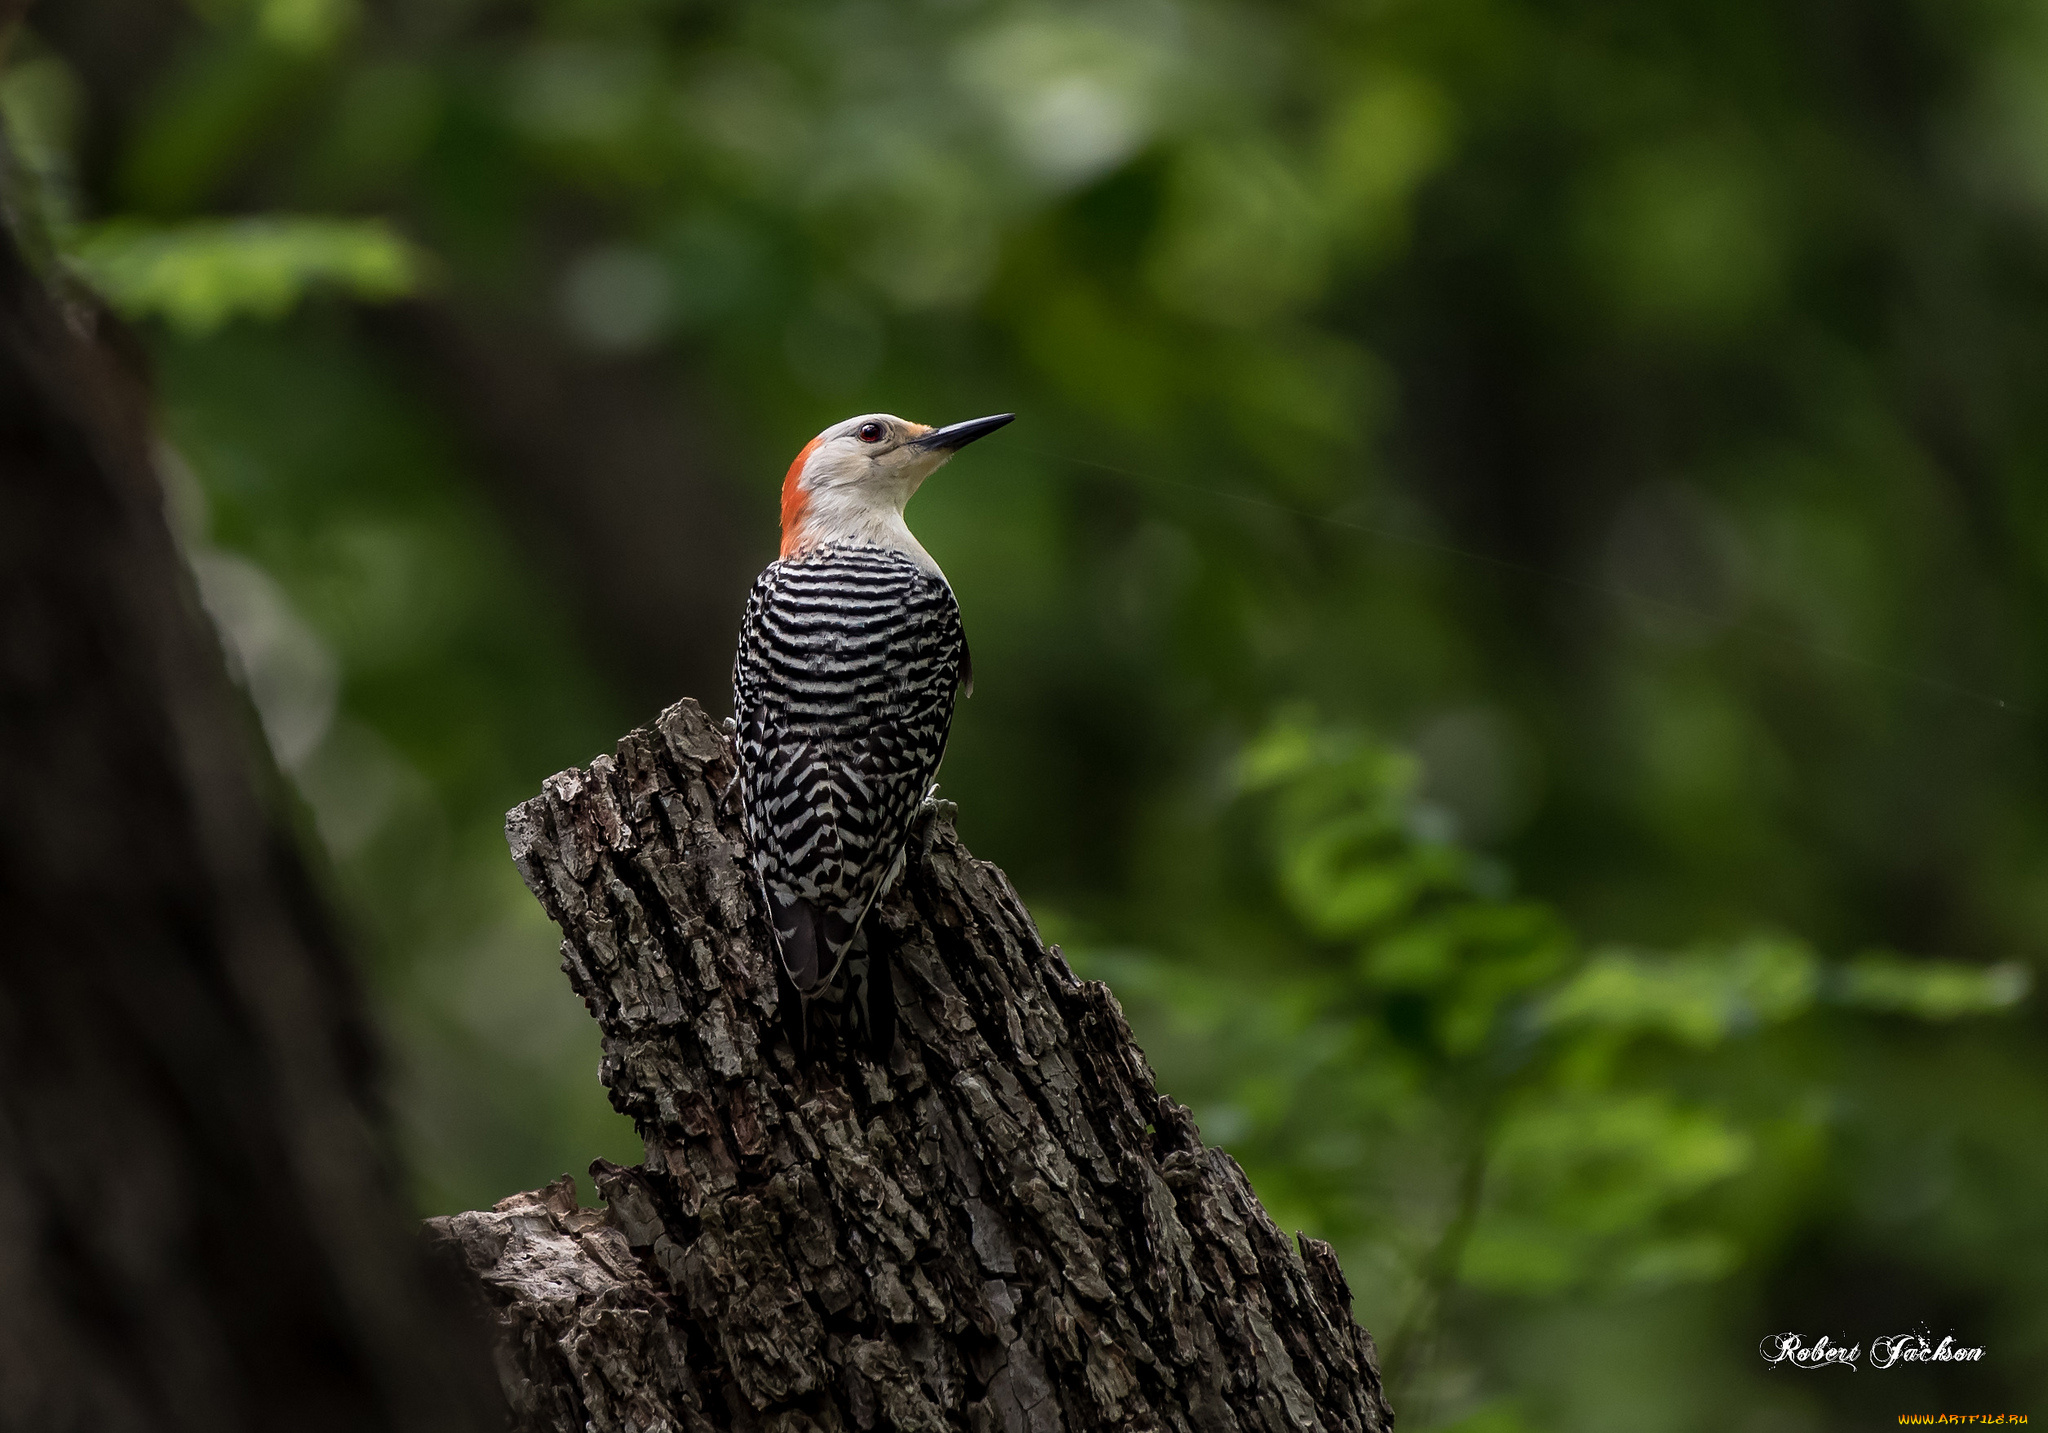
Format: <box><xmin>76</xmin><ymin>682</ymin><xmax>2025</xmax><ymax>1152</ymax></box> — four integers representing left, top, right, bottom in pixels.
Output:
<box><xmin>1537</xmin><ymin>936</ymin><xmax>1819</xmax><ymax>1047</ymax></box>
<box><xmin>64</xmin><ymin>216</ymin><xmax>425</xmax><ymax>335</ymax></box>
<box><xmin>1465</xmin><ymin>1093</ymin><xmax>1752</xmax><ymax>1292</ymax></box>
<box><xmin>1832</xmin><ymin>954</ymin><xmax>2031</xmax><ymax>1019</ymax></box>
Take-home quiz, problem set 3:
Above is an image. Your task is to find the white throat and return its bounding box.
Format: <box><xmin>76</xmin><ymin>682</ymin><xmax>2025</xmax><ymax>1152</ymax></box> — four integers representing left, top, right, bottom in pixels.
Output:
<box><xmin>792</xmin><ymin>484</ymin><xmax>945</xmax><ymax>580</ymax></box>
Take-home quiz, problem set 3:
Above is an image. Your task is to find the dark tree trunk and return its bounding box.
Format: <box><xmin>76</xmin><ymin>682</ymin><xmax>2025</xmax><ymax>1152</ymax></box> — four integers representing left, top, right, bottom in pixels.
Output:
<box><xmin>0</xmin><ymin>194</ymin><xmax>491</xmax><ymax>1429</ymax></box>
<box><xmin>428</xmin><ymin>699</ymin><xmax>1394</xmax><ymax>1433</ymax></box>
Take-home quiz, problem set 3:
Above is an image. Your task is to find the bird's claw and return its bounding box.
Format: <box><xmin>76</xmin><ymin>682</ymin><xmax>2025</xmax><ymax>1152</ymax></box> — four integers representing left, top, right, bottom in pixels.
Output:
<box><xmin>917</xmin><ymin>792</ymin><xmax>958</xmax><ymax>862</ymax></box>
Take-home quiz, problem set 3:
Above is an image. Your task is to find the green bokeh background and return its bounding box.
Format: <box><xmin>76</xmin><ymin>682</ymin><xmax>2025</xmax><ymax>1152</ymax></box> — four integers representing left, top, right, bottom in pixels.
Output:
<box><xmin>9</xmin><ymin>0</ymin><xmax>2046</xmax><ymax>1426</ymax></box>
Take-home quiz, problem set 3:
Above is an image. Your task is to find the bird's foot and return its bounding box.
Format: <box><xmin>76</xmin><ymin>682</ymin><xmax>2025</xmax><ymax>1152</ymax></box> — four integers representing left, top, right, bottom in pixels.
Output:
<box><xmin>916</xmin><ymin>789</ymin><xmax>959</xmax><ymax>862</ymax></box>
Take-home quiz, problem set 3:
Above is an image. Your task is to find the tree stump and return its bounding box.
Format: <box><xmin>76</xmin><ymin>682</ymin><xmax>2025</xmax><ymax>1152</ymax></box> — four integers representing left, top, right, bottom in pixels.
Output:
<box><xmin>426</xmin><ymin>699</ymin><xmax>1394</xmax><ymax>1433</ymax></box>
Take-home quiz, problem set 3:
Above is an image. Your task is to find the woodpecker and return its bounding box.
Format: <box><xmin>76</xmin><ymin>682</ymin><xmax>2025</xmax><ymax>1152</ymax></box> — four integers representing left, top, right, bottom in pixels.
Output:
<box><xmin>732</xmin><ymin>410</ymin><xmax>1014</xmax><ymax>1056</ymax></box>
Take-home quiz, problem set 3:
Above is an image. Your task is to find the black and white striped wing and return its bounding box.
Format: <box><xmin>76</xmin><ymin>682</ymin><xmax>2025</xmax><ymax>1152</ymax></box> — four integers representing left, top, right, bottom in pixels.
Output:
<box><xmin>732</xmin><ymin>544</ymin><xmax>966</xmax><ymax>990</ymax></box>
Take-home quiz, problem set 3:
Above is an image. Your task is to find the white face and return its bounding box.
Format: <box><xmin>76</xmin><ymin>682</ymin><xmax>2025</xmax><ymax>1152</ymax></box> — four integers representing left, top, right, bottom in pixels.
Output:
<box><xmin>798</xmin><ymin>413</ymin><xmax>951</xmax><ymax>510</ymax></box>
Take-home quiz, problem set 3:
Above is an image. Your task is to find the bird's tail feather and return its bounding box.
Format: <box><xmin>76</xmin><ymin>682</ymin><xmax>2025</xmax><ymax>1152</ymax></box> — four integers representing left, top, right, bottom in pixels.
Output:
<box><xmin>773</xmin><ymin>896</ymin><xmax>824</xmax><ymax>991</ymax></box>
<box><xmin>774</xmin><ymin>896</ymin><xmax>857</xmax><ymax>994</ymax></box>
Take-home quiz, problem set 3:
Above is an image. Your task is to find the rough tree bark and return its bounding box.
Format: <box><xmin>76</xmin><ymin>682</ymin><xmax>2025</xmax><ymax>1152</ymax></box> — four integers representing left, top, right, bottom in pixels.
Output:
<box><xmin>426</xmin><ymin>698</ymin><xmax>1394</xmax><ymax>1433</ymax></box>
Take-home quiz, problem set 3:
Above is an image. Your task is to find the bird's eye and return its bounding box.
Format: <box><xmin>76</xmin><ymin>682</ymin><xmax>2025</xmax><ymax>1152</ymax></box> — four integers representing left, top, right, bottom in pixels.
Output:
<box><xmin>856</xmin><ymin>421</ymin><xmax>886</xmax><ymax>443</ymax></box>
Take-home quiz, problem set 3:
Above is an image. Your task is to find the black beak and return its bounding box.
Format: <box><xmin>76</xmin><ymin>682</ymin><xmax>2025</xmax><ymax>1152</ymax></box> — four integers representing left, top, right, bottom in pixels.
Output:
<box><xmin>912</xmin><ymin>413</ymin><xmax>1015</xmax><ymax>452</ymax></box>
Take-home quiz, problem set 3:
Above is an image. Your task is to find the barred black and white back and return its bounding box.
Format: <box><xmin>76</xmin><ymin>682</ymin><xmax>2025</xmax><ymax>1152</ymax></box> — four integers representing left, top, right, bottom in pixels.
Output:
<box><xmin>733</xmin><ymin>541</ymin><xmax>968</xmax><ymax>1018</ymax></box>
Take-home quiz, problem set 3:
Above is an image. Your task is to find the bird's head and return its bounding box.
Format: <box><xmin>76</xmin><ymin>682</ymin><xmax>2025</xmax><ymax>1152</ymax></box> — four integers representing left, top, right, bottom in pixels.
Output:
<box><xmin>781</xmin><ymin>411</ymin><xmax>1014</xmax><ymax>559</ymax></box>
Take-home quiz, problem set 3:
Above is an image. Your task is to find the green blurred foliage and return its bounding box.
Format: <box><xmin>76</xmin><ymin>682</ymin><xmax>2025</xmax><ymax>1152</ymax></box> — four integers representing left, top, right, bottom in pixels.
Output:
<box><xmin>1093</xmin><ymin>716</ymin><xmax>2026</xmax><ymax>1422</ymax></box>
<box><xmin>69</xmin><ymin>216</ymin><xmax>423</xmax><ymax>332</ymax></box>
<box><xmin>12</xmin><ymin>0</ymin><xmax>2048</xmax><ymax>1424</ymax></box>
